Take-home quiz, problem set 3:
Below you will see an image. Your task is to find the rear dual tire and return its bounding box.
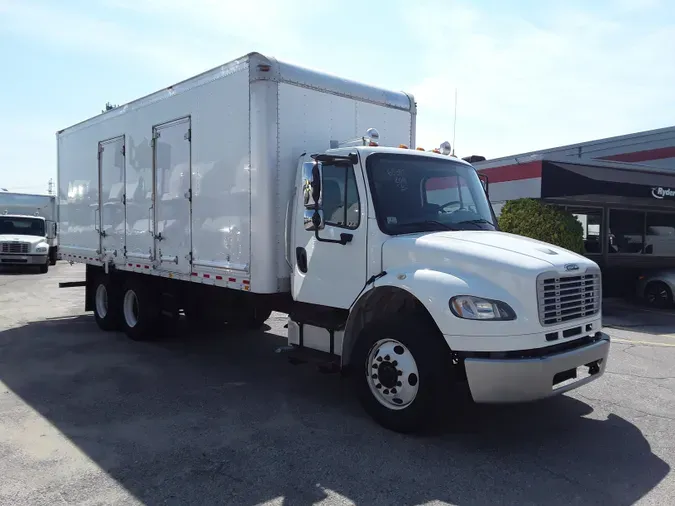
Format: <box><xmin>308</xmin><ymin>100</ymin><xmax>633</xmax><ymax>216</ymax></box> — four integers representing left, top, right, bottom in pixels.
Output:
<box><xmin>120</xmin><ymin>279</ymin><xmax>161</xmax><ymax>341</ymax></box>
<box><xmin>93</xmin><ymin>276</ymin><xmax>161</xmax><ymax>340</ymax></box>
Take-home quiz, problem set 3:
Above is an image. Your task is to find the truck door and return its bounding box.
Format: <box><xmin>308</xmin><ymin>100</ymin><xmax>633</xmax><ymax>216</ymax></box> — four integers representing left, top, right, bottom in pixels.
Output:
<box><xmin>291</xmin><ymin>157</ymin><xmax>368</xmax><ymax>309</ymax></box>
<box><xmin>151</xmin><ymin>117</ymin><xmax>192</xmax><ymax>275</ymax></box>
<box><xmin>97</xmin><ymin>136</ymin><xmax>126</xmax><ymax>263</ymax></box>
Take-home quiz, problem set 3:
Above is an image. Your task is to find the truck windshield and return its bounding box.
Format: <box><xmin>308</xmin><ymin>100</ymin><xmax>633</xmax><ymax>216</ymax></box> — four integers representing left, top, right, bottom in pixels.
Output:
<box><xmin>366</xmin><ymin>153</ymin><xmax>496</xmax><ymax>235</ymax></box>
<box><xmin>0</xmin><ymin>217</ymin><xmax>45</xmax><ymax>237</ymax></box>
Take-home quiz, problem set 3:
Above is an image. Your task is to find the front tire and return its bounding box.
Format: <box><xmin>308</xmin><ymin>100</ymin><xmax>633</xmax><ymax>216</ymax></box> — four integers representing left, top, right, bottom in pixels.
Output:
<box><xmin>350</xmin><ymin>314</ymin><xmax>453</xmax><ymax>434</ymax></box>
<box><xmin>39</xmin><ymin>263</ymin><xmax>48</xmax><ymax>274</ymax></box>
<box><xmin>121</xmin><ymin>279</ymin><xmax>160</xmax><ymax>341</ymax></box>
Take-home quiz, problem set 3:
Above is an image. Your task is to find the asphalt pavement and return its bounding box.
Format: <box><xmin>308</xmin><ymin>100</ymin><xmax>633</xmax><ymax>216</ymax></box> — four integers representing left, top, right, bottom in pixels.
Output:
<box><xmin>0</xmin><ymin>263</ymin><xmax>673</xmax><ymax>505</ymax></box>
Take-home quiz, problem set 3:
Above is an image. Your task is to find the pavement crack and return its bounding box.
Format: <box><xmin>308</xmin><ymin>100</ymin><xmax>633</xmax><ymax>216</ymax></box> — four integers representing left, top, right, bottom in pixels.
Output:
<box><xmin>577</xmin><ymin>393</ymin><xmax>675</xmax><ymax>422</ymax></box>
<box><xmin>605</xmin><ymin>371</ymin><xmax>675</xmax><ymax>381</ymax></box>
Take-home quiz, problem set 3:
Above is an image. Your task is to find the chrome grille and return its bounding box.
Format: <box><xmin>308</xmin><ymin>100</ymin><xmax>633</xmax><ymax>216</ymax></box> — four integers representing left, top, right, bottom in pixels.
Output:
<box><xmin>537</xmin><ymin>271</ymin><xmax>601</xmax><ymax>326</ymax></box>
<box><xmin>1</xmin><ymin>242</ymin><xmax>29</xmax><ymax>254</ymax></box>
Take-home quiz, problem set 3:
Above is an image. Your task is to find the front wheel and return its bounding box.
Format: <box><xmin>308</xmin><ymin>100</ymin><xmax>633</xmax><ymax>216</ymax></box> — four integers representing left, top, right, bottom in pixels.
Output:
<box><xmin>39</xmin><ymin>263</ymin><xmax>48</xmax><ymax>274</ymax></box>
<box><xmin>350</xmin><ymin>314</ymin><xmax>453</xmax><ymax>434</ymax></box>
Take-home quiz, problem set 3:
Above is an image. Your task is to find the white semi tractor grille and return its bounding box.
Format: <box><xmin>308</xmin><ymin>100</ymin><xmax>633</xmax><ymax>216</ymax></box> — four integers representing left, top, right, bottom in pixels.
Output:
<box><xmin>537</xmin><ymin>271</ymin><xmax>601</xmax><ymax>326</ymax></box>
<box><xmin>1</xmin><ymin>242</ymin><xmax>29</xmax><ymax>254</ymax></box>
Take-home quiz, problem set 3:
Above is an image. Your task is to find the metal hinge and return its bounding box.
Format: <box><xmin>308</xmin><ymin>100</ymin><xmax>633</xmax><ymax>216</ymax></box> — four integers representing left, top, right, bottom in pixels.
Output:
<box><xmin>184</xmin><ymin>129</ymin><xmax>191</xmax><ymax>142</ymax></box>
<box><xmin>122</xmin><ymin>194</ymin><xmax>126</xmax><ymax>205</ymax></box>
<box><xmin>151</xmin><ymin>131</ymin><xmax>160</xmax><ymax>148</ymax></box>
<box><xmin>187</xmin><ymin>251</ymin><xmax>193</xmax><ymax>265</ymax></box>
<box><xmin>185</xmin><ymin>188</ymin><xmax>192</xmax><ymax>202</ymax></box>
<box><xmin>98</xmin><ymin>145</ymin><xmax>104</xmax><ymax>159</ymax></box>
<box><xmin>122</xmin><ymin>145</ymin><xmax>126</xmax><ymax>156</ymax></box>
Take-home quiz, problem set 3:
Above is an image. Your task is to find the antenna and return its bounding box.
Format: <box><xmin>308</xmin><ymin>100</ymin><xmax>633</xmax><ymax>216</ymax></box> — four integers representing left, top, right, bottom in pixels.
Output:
<box><xmin>451</xmin><ymin>88</ymin><xmax>458</xmax><ymax>156</ymax></box>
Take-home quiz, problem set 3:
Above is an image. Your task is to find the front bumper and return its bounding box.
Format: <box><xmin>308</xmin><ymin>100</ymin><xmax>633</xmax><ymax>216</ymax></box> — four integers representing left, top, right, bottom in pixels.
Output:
<box><xmin>0</xmin><ymin>254</ymin><xmax>48</xmax><ymax>265</ymax></box>
<box><xmin>463</xmin><ymin>332</ymin><xmax>610</xmax><ymax>403</ymax></box>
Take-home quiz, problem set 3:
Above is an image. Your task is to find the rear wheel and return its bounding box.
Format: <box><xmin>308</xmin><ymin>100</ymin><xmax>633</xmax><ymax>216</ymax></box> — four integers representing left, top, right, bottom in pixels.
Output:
<box><xmin>93</xmin><ymin>276</ymin><xmax>121</xmax><ymax>331</ymax></box>
<box><xmin>49</xmin><ymin>248</ymin><xmax>57</xmax><ymax>265</ymax></box>
<box><xmin>644</xmin><ymin>281</ymin><xmax>673</xmax><ymax>309</ymax></box>
<box><xmin>350</xmin><ymin>314</ymin><xmax>453</xmax><ymax>434</ymax></box>
<box><xmin>121</xmin><ymin>279</ymin><xmax>161</xmax><ymax>341</ymax></box>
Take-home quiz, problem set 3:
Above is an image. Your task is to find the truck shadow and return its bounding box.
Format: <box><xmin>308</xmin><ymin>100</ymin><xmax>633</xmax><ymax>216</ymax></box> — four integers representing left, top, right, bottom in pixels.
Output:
<box><xmin>0</xmin><ymin>265</ymin><xmax>44</xmax><ymax>275</ymax></box>
<box><xmin>0</xmin><ymin>314</ymin><xmax>669</xmax><ymax>506</ymax></box>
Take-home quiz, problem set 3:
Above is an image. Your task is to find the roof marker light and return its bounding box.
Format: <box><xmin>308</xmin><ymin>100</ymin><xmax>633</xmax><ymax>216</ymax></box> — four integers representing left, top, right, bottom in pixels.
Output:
<box><xmin>399</xmin><ymin>144</ymin><xmax>409</xmax><ymax>149</ymax></box>
<box><xmin>365</xmin><ymin>128</ymin><xmax>380</xmax><ymax>146</ymax></box>
<box><xmin>416</xmin><ymin>147</ymin><xmax>425</xmax><ymax>151</ymax></box>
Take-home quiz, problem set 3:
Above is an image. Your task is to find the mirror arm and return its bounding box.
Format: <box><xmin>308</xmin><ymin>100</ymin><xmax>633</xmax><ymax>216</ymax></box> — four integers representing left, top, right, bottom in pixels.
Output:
<box><xmin>314</xmin><ymin>228</ymin><xmax>353</xmax><ymax>246</ymax></box>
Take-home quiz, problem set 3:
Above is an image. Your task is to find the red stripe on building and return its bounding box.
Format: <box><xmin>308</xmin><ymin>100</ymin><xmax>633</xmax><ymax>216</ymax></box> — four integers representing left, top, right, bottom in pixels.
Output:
<box><xmin>598</xmin><ymin>146</ymin><xmax>675</xmax><ymax>163</ymax></box>
<box><xmin>479</xmin><ymin>161</ymin><xmax>543</xmax><ymax>183</ymax></box>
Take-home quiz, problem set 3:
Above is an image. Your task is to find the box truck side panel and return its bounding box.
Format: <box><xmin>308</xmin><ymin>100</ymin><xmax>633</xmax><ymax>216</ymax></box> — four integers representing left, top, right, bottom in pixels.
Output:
<box><xmin>190</xmin><ymin>66</ymin><xmax>252</xmax><ymax>276</ymax></box>
<box><xmin>99</xmin><ymin>135</ymin><xmax>126</xmax><ymax>264</ymax></box>
<box><xmin>58</xmin><ymin>131</ymin><xmax>102</xmax><ymax>260</ymax></box>
<box><xmin>273</xmin><ymin>82</ymin><xmax>415</xmax><ymax>291</ymax></box>
<box><xmin>58</xmin><ymin>63</ymin><xmax>251</xmax><ymax>273</ymax></box>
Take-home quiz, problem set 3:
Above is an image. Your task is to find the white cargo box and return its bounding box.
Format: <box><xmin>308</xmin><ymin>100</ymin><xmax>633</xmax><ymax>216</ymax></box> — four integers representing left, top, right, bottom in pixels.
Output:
<box><xmin>57</xmin><ymin>52</ymin><xmax>416</xmax><ymax>293</ymax></box>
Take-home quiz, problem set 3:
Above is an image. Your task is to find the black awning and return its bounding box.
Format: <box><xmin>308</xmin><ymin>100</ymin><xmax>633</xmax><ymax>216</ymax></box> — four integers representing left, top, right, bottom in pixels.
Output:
<box><xmin>541</xmin><ymin>160</ymin><xmax>675</xmax><ymax>207</ymax></box>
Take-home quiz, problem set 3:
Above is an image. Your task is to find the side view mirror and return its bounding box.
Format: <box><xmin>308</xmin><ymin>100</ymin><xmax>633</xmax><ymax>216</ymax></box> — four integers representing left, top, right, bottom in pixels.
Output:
<box><xmin>299</xmin><ymin>157</ymin><xmax>353</xmax><ymax>246</ymax></box>
<box><xmin>302</xmin><ymin>161</ymin><xmax>324</xmax><ymax>231</ymax></box>
<box><xmin>478</xmin><ymin>173</ymin><xmax>489</xmax><ymax>197</ymax></box>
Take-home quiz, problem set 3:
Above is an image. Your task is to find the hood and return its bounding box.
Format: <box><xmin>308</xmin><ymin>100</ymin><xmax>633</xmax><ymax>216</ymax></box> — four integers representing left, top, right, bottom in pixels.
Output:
<box><xmin>0</xmin><ymin>234</ymin><xmax>47</xmax><ymax>245</ymax></box>
<box><xmin>381</xmin><ymin>230</ymin><xmax>596</xmax><ymax>283</ymax></box>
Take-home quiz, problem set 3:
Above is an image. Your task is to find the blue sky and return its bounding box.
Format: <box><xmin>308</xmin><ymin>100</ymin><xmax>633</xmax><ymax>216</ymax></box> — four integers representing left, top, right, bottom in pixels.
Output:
<box><xmin>1</xmin><ymin>0</ymin><xmax>674</xmax><ymax>194</ymax></box>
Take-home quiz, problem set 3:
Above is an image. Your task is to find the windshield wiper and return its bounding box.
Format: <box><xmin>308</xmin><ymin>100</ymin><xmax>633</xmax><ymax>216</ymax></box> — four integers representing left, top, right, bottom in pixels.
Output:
<box><xmin>395</xmin><ymin>220</ymin><xmax>459</xmax><ymax>231</ymax></box>
<box><xmin>456</xmin><ymin>218</ymin><xmax>495</xmax><ymax>228</ymax></box>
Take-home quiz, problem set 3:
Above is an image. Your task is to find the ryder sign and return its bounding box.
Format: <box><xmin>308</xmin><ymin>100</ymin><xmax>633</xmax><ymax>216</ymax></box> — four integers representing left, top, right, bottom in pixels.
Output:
<box><xmin>651</xmin><ymin>187</ymin><xmax>675</xmax><ymax>199</ymax></box>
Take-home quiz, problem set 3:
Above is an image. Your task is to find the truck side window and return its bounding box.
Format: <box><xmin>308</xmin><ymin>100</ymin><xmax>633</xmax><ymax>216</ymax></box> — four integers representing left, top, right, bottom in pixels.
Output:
<box><xmin>321</xmin><ymin>164</ymin><xmax>360</xmax><ymax>230</ymax></box>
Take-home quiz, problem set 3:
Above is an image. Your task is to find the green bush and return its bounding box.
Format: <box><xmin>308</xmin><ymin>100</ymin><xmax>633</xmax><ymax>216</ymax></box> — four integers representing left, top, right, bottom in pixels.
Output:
<box><xmin>498</xmin><ymin>198</ymin><xmax>585</xmax><ymax>254</ymax></box>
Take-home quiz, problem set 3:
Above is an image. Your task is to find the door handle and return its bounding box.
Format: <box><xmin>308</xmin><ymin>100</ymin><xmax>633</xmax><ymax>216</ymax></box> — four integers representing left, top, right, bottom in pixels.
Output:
<box><xmin>296</xmin><ymin>247</ymin><xmax>308</xmax><ymax>273</ymax></box>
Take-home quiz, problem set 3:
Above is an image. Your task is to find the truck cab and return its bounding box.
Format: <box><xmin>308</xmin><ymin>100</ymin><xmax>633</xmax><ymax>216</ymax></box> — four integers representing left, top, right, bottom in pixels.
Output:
<box><xmin>288</xmin><ymin>130</ymin><xmax>610</xmax><ymax>433</ymax></box>
<box><xmin>0</xmin><ymin>213</ymin><xmax>51</xmax><ymax>273</ymax></box>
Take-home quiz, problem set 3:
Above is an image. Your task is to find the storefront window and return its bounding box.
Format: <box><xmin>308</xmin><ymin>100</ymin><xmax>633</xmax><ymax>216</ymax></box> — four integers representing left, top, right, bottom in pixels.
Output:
<box><xmin>645</xmin><ymin>212</ymin><xmax>675</xmax><ymax>255</ymax></box>
<box><xmin>566</xmin><ymin>207</ymin><xmax>603</xmax><ymax>254</ymax></box>
<box><xmin>608</xmin><ymin>210</ymin><xmax>644</xmax><ymax>254</ymax></box>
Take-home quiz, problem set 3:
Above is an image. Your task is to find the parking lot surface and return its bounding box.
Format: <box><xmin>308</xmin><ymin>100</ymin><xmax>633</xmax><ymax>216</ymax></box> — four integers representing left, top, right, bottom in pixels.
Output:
<box><xmin>1</xmin><ymin>263</ymin><xmax>674</xmax><ymax>505</ymax></box>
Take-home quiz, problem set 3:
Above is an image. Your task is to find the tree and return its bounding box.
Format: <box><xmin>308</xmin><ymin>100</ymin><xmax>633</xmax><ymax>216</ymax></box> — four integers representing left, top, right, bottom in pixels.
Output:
<box><xmin>498</xmin><ymin>198</ymin><xmax>585</xmax><ymax>254</ymax></box>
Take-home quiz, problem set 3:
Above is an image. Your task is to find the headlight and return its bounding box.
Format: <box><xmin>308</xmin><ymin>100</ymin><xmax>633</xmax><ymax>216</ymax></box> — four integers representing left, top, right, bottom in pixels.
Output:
<box><xmin>449</xmin><ymin>295</ymin><xmax>516</xmax><ymax>321</ymax></box>
<box><xmin>35</xmin><ymin>246</ymin><xmax>48</xmax><ymax>253</ymax></box>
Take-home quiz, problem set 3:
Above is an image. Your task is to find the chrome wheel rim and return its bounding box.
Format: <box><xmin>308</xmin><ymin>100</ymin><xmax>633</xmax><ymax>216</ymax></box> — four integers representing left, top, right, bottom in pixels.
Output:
<box><xmin>95</xmin><ymin>284</ymin><xmax>108</xmax><ymax>319</ymax></box>
<box><xmin>366</xmin><ymin>339</ymin><xmax>419</xmax><ymax>410</ymax></box>
<box><xmin>123</xmin><ymin>289</ymin><xmax>139</xmax><ymax>328</ymax></box>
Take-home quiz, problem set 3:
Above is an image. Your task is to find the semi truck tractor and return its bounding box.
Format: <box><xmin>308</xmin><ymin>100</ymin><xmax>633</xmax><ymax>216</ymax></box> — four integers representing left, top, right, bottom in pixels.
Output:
<box><xmin>0</xmin><ymin>192</ymin><xmax>57</xmax><ymax>272</ymax></box>
<box><xmin>57</xmin><ymin>52</ymin><xmax>610</xmax><ymax>433</ymax></box>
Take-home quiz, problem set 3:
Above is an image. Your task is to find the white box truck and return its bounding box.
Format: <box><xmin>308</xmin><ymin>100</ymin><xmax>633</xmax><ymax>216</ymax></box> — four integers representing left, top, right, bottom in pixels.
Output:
<box><xmin>0</xmin><ymin>191</ymin><xmax>58</xmax><ymax>272</ymax></box>
<box><xmin>57</xmin><ymin>52</ymin><xmax>610</xmax><ymax>433</ymax></box>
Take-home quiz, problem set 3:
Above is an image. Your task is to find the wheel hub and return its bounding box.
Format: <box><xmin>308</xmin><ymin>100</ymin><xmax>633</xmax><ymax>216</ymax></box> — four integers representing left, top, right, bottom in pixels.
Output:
<box><xmin>377</xmin><ymin>362</ymin><xmax>398</xmax><ymax>388</ymax></box>
<box><xmin>366</xmin><ymin>339</ymin><xmax>420</xmax><ymax>410</ymax></box>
